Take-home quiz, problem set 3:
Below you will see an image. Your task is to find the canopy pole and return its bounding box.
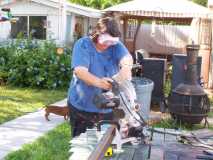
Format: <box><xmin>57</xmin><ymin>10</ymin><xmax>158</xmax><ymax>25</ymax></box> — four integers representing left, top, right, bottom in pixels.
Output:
<box><xmin>133</xmin><ymin>19</ymin><xmax>142</xmax><ymax>53</ymax></box>
<box><xmin>123</xmin><ymin>17</ymin><xmax>128</xmax><ymax>46</ymax></box>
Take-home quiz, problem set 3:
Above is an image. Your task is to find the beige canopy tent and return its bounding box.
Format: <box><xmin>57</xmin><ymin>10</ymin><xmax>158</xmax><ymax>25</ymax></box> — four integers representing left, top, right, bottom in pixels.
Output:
<box><xmin>104</xmin><ymin>0</ymin><xmax>212</xmax><ymax>88</ymax></box>
<box><xmin>105</xmin><ymin>0</ymin><xmax>211</xmax><ymax>19</ymax></box>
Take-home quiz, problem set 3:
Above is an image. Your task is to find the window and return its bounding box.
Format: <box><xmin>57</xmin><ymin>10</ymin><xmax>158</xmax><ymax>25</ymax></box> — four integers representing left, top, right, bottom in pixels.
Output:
<box><xmin>11</xmin><ymin>16</ymin><xmax>47</xmax><ymax>39</ymax></box>
<box><xmin>29</xmin><ymin>16</ymin><xmax>46</xmax><ymax>39</ymax></box>
<box><xmin>74</xmin><ymin>16</ymin><xmax>84</xmax><ymax>40</ymax></box>
<box><xmin>127</xmin><ymin>19</ymin><xmax>138</xmax><ymax>39</ymax></box>
<box><xmin>11</xmin><ymin>16</ymin><xmax>27</xmax><ymax>38</ymax></box>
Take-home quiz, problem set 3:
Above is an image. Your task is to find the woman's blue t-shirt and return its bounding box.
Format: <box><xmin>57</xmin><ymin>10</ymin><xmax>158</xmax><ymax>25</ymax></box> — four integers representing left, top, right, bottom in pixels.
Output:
<box><xmin>67</xmin><ymin>36</ymin><xmax>129</xmax><ymax>113</ymax></box>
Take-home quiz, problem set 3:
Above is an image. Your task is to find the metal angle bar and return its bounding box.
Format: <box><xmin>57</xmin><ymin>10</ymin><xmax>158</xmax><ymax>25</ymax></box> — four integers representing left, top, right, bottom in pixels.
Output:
<box><xmin>88</xmin><ymin>125</ymin><xmax>116</xmax><ymax>160</ymax></box>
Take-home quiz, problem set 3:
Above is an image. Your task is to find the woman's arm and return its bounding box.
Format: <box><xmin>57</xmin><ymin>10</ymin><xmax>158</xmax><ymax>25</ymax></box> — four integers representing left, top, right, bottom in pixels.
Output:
<box><xmin>113</xmin><ymin>54</ymin><xmax>133</xmax><ymax>83</ymax></box>
<box><xmin>74</xmin><ymin>66</ymin><xmax>112</xmax><ymax>90</ymax></box>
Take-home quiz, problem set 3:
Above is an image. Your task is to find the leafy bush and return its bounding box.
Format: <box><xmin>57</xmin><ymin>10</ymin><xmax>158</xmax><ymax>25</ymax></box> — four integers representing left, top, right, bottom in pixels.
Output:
<box><xmin>0</xmin><ymin>45</ymin><xmax>15</xmax><ymax>84</ymax></box>
<box><xmin>164</xmin><ymin>64</ymin><xmax>172</xmax><ymax>97</ymax></box>
<box><xmin>0</xmin><ymin>39</ymin><xmax>72</xmax><ymax>89</ymax></box>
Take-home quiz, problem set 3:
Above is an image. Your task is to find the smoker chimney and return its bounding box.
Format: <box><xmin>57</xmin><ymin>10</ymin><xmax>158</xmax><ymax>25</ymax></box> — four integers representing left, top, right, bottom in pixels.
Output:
<box><xmin>173</xmin><ymin>45</ymin><xmax>205</xmax><ymax>96</ymax></box>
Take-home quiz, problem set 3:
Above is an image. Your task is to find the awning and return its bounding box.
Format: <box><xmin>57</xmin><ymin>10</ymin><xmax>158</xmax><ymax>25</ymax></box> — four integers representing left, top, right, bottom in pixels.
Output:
<box><xmin>104</xmin><ymin>0</ymin><xmax>212</xmax><ymax>19</ymax></box>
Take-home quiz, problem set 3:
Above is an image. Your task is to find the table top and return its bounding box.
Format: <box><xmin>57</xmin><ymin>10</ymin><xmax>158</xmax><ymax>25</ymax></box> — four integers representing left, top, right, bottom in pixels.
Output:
<box><xmin>104</xmin><ymin>144</ymin><xmax>149</xmax><ymax>160</ymax></box>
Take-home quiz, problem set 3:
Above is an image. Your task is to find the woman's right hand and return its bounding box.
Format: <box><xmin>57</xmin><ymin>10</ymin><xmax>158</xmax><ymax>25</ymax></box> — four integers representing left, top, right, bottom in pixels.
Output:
<box><xmin>96</xmin><ymin>77</ymin><xmax>113</xmax><ymax>90</ymax></box>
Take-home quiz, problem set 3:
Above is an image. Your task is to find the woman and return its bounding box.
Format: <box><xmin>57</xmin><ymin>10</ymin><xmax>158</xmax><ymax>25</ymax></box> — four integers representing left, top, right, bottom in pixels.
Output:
<box><xmin>67</xmin><ymin>17</ymin><xmax>133</xmax><ymax>137</ymax></box>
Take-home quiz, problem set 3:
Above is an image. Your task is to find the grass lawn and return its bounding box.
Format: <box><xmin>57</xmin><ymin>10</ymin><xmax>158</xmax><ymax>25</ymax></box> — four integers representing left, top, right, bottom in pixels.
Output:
<box><xmin>1</xmin><ymin>86</ymin><xmax>212</xmax><ymax>159</ymax></box>
<box><xmin>5</xmin><ymin>122</ymin><xmax>71</xmax><ymax>160</ymax></box>
<box><xmin>209</xmin><ymin>97</ymin><xmax>213</xmax><ymax>117</ymax></box>
<box><xmin>0</xmin><ymin>86</ymin><xmax>67</xmax><ymax>124</ymax></box>
<box><xmin>209</xmin><ymin>111</ymin><xmax>213</xmax><ymax>117</ymax></box>
<box><xmin>153</xmin><ymin>117</ymin><xmax>213</xmax><ymax>130</ymax></box>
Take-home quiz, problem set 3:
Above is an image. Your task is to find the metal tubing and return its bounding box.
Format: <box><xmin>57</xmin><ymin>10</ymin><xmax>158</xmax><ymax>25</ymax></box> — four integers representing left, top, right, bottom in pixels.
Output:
<box><xmin>88</xmin><ymin>125</ymin><xmax>116</xmax><ymax>160</ymax></box>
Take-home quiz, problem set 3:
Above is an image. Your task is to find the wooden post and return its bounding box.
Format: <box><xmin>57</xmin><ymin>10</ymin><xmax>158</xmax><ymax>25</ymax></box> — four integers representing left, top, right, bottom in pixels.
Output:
<box><xmin>123</xmin><ymin>17</ymin><xmax>128</xmax><ymax>46</ymax></box>
<box><xmin>208</xmin><ymin>0</ymin><xmax>213</xmax><ymax>88</ymax></box>
<box><xmin>133</xmin><ymin>19</ymin><xmax>142</xmax><ymax>53</ymax></box>
<box><xmin>197</xmin><ymin>17</ymin><xmax>212</xmax><ymax>88</ymax></box>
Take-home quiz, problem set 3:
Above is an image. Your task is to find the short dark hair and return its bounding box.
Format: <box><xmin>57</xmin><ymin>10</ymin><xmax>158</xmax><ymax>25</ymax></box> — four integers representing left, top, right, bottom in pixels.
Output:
<box><xmin>90</xmin><ymin>17</ymin><xmax>121</xmax><ymax>43</ymax></box>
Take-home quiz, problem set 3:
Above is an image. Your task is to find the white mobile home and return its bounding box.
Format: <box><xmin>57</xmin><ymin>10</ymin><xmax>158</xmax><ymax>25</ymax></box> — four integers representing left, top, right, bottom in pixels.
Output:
<box><xmin>0</xmin><ymin>0</ymin><xmax>102</xmax><ymax>44</ymax></box>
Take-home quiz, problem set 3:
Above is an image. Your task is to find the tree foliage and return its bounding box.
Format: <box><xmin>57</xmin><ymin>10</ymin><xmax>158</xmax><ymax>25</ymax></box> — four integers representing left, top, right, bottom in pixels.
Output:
<box><xmin>69</xmin><ymin>0</ymin><xmax>129</xmax><ymax>9</ymax></box>
<box><xmin>192</xmin><ymin>0</ymin><xmax>207</xmax><ymax>6</ymax></box>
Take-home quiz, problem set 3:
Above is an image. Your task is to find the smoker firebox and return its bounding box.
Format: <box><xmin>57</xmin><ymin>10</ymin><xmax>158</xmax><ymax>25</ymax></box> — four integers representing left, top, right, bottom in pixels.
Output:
<box><xmin>168</xmin><ymin>45</ymin><xmax>210</xmax><ymax>124</ymax></box>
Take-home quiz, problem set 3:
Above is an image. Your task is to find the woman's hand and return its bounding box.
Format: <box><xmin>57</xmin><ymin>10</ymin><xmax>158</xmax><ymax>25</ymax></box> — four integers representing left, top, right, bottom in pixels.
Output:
<box><xmin>96</xmin><ymin>77</ymin><xmax>113</xmax><ymax>90</ymax></box>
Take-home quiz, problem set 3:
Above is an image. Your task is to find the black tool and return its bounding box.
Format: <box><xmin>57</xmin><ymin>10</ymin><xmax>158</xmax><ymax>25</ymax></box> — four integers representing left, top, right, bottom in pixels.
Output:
<box><xmin>196</xmin><ymin>150</ymin><xmax>213</xmax><ymax>160</ymax></box>
<box><xmin>93</xmin><ymin>80</ymin><xmax>120</xmax><ymax>110</ymax></box>
<box><xmin>93</xmin><ymin>92</ymin><xmax>120</xmax><ymax>109</ymax></box>
<box><xmin>204</xmin><ymin>150</ymin><xmax>213</xmax><ymax>156</ymax></box>
<box><xmin>196</xmin><ymin>155</ymin><xmax>213</xmax><ymax>160</ymax></box>
<box><xmin>1</xmin><ymin>8</ymin><xmax>10</xmax><ymax>12</ymax></box>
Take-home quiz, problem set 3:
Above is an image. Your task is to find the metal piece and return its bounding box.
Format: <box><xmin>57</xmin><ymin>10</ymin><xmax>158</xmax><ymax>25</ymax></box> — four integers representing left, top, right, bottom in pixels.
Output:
<box><xmin>173</xmin><ymin>45</ymin><xmax>205</xmax><ymax>95</ymax></box>
<box><xmin>196</xmin><ymin>154</ymin><xmax>213</xmax><ymax>160</ymax></box>
<box><xmin>180</xmin><ymin>136</ymin><xmax>213</xmax><ymax>150</ymax></box>
<box><xmin>149</xmin><ymin>128</ymin><xmax>213</xmax><ymax>150</ymax></box>
<box><xmin>169</xmin><ymin>44</ymin><xmax>210</xmax><ymax>124</ymax></box>
<box><xmin>168</xmin><ymin>94</ymin><xmax>210</xmax><ymax>124</ymax></box>
<box><xmin>203</xmin><ymin>150</ymin><xmax>213</xmax><ymax>156</ymax></box>
<box><xmin>148</xmin><ymin>144</ymin><xmax>152</xmax><ymax>159</ymax></box>
<box><xmin>88</xmin><ymin>125</ymin><xmax>116</xmax><ymax>160</ymax></box>
<box><xmin>173</xmin><ymin>83</ymin><xmax>205</xmax><ymax>96</ymax></box>
<box><xmin>97</xmin><ymin>120</ymin><xmax>120</xmax><ymax>131</ymax></box>
<box><xmin>150</xmin><ymin>126</ymin><xmax>154</xmax><ymax>141</ymax></box>
<box><xmin>148</xmin><ymin>128</ymin><xmax>183</xmax><ymax>137</ymax></box>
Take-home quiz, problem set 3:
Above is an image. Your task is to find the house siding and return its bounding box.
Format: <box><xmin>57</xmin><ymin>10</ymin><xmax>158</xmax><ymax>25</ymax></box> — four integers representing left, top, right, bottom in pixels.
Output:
<box><xmin>47</xmin><ymin>15</ymin><xmax>59</xmax><ymax>40</ymax></box>
<box><xmin>8</xmin><ymin>1</ymin><xmax>57</xmax><ymax>16</ymax></box>
<box><xmin>0</xmin><ymin>0</ymin><xmax>100</xmax><ymax>44</ymax></box>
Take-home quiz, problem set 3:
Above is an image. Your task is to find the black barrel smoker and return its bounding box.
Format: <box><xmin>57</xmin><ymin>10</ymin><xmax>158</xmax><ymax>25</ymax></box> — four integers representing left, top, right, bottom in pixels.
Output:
<box><xmin>168</xmin><ymin>45</ymin><xmax>210</xmax><ymax>125</ymax></box>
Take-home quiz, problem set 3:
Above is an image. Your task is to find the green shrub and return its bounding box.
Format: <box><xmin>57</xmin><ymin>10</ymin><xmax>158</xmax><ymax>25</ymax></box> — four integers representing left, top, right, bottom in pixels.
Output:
<box><xmin>164</xmin><ymin>63</ymin><xmax>172</xmax><ymax>97</ymax></box>
<box><xmin>0</xmin><ymin>45</ymin><xmax>15</xmax><ymax>84</ymax></box>
<box><xmin>0</xmin><ymin>39</ymin><xmax>72</xmax><ymax>89</ymax></box>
